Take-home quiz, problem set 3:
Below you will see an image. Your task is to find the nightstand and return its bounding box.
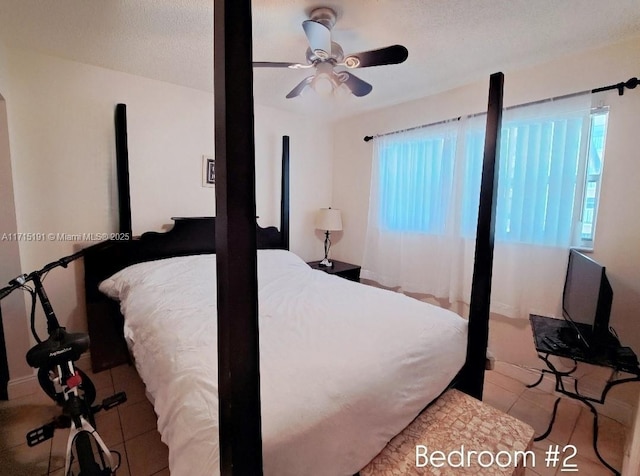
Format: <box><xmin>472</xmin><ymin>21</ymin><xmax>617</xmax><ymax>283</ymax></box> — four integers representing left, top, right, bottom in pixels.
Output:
<box><xmin>307</xmin><ymin>260</ymin><xmax>361</xmax><ymax>282</ymax></box>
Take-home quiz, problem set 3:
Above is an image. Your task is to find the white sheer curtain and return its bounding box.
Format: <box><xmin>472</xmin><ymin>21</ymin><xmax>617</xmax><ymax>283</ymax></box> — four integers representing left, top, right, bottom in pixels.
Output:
<box><xmin>362</xmin><ymin>122</ymin><xmax>467</xmax><ymax>299</ymax></box>
<box><xmin>362</xmin><ymin>93</ymin><xmax>594</xmax><ymax>319</ymax></box>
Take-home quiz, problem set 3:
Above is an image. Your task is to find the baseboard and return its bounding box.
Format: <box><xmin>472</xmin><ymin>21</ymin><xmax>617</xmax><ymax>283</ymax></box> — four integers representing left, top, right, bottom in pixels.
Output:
<box><xmin>494</xmin><ymin>360</ymin><xmax>635</xmax><ymax>427</ymax></box>
<box><xmin>7</xmin><ymin>353</ymin><xmax>92</xmax><ymax>400</ymax></box>
<box><xmin>7</xmin><ymin>371</ymin><xmax>39</xmax><ymax>400</ymax></box>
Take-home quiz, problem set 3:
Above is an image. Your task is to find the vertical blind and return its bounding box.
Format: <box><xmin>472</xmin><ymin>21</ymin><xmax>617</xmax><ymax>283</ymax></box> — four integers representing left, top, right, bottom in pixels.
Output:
<box><xmin>462</xmin><ymin>107</ymin><xmax>591</xmax><ymax>247</ymax></box>
<box><xmin>363</xmin><ymin>92</ymin><xmax>602</xmax><ymax>319</ymax></box>
<box><xmin>379</xmin><ymin>125</ymin><xmax>457</xmax><ymax>234</ymax></box>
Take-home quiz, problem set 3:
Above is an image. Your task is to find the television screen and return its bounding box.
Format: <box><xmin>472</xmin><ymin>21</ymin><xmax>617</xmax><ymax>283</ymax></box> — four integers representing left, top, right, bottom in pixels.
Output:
<box><xmin>562</xmin><ymin>249</ymin><xmax>612</xmax><ymax>347</ymax></box>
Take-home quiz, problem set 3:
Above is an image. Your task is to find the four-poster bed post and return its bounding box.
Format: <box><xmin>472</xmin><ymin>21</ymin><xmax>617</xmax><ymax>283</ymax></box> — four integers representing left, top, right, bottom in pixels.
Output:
<box><xmin>115</xmin><ymin>104</ymin><xmax>132</xmax><ymax>237</ymax></box>
<box><xmin>457</xmin><ymin>72</ymin><xmax>504</xmax><ymax>399</ymax></box>
<box><xmin>214</xmin><ymin>0</ymin><xmax>263</xmax><ymax>474</ymax></box>
<box><xmin>281</xmin><ymin>135</ymin><xmax>290</xmax><ymax>251</ymax></box>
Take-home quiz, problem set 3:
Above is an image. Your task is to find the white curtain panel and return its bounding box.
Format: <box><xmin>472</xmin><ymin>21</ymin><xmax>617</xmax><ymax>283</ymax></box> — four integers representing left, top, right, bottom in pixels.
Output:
<box><xmin>362</xmin><ymin>93</ymin><xmax>594</xmax><ymax>319</ymax></box>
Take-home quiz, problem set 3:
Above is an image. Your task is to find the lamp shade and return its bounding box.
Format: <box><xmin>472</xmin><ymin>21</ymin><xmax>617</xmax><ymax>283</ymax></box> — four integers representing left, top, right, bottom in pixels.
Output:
<box><xmin>315</xmin><ymin>208</ymin><xmax>343</xmax><ymax>231</ymax></box>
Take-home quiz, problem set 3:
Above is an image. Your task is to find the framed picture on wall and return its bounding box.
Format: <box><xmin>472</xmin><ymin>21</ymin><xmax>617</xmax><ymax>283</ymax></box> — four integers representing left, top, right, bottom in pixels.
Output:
<box><xmin>202</xmin><ymin>155</ymin><xmax>215</xmax><ymax>187</ymax></box>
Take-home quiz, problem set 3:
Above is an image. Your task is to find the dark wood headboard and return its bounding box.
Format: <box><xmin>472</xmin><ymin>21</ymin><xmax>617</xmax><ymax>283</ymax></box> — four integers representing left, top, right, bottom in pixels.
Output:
<box><xmin>84</xmin><ymin>216</ymin><xmax>288</xmax><ymax>372</ymax></box>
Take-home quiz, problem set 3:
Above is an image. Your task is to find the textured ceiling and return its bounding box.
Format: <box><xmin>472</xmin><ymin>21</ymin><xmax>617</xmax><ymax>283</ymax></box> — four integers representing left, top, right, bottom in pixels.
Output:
<box><xmin>1</xmin><ymin>0</ymin><xmax>639</xmax><ymax>120</ymax></box>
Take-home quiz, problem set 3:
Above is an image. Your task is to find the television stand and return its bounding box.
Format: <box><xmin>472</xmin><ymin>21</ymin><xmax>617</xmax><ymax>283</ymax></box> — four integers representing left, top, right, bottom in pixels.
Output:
<box><xmin>557</xmin><ymin>325</ymin><xmax>585</xmax><ymax>348</ymax></box>
<box><xmin>529</xmin><ymin>314</ymin><xmax>640</xmax><ymax>475</ymax></box>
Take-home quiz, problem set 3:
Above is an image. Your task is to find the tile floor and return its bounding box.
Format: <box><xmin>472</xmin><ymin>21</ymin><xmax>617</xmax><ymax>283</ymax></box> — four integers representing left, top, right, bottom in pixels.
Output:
<box><xmin>0</xmin><ymin>360</ymin><xmax>168</xmax><ymax>476</ymax></box>
<box><xmin>0</xmin><ymin>362</ymin><xmax>629</xmax><ymax>475</ymax></box>
<box><xmin>483</xmin><ymin>368</ymin><xmax>627</xmax><ymax>476</ymax></box>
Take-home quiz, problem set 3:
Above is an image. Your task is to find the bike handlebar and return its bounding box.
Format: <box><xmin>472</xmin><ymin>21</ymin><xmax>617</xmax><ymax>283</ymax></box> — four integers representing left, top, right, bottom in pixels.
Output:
<box><xmin>0</xmin><ymin>284</ymin><xmax>16</xmax><ymax>300</ymax></box>
<box><xmin>0</xmin><ymin>249</ymin><xmax>85</xmax><ymax>300</ymax></box>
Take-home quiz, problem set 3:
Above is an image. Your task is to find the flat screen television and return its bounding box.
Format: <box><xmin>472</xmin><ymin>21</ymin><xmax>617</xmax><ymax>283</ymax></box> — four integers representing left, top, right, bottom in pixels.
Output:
<box><xmin>562</xmin><ymin>249</ymin><xmax>613</xmax><ymax>348</ymax></box>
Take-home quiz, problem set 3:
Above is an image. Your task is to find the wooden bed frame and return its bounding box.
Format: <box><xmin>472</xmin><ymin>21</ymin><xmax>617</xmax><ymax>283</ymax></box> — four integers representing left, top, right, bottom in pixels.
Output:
<box><xmin>83</xmin><ymin>216</ymin><xmax>289</xmax><ymax>371</ymax></box>
<box><xmin>84</xmin><ymin>132</ymin><xmax>291</xmax><ymax>372</ymax></box>
<box><xmin>84</xmin><ymin>84</ymin><xmax>500</xmax><ymax>384</ymax></box>
<box><xmin>84</xmin><ymin>104</ymin><xmax>501</xmax><ymax>381</ymax></box>
<box><xmin>84</xmin><ymin>5</ymin><xmax>502</xmax><ymax>471</ymax></box>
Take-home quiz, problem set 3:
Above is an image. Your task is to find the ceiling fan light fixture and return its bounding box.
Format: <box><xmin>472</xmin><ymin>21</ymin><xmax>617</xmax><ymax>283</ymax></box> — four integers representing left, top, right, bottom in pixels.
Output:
<box><xmin>334</xmin><ymin>82</ymin><xmax>352</xmax><ymax>98</ymax></box>
<box><xmin>312</xmin><ymin>74</ymin><xmax>336</xmax><ymax>96</ymax></box>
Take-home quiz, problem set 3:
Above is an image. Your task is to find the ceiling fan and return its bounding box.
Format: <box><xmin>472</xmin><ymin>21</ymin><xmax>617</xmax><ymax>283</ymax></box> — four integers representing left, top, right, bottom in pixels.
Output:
<box><xmin>254</xmin><ymin>7</ymin><xmax>409</xmax><ymax>99</ymax></box>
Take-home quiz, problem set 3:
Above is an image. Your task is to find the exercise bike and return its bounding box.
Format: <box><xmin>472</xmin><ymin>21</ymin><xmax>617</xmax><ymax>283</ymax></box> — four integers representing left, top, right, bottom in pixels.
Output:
<box><xmin>0</xmin><ymin>250</ymin><xmax>127</xmax><ymax>475</ymax></box>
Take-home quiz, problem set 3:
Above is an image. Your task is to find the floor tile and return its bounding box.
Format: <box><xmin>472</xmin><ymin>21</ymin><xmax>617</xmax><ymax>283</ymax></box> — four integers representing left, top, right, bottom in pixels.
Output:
<box><xmin>111</xmin><ymin>365</ymin><xmax>148</xmax><ymax>407</ymax></box>
<box><xmin>48</xmin><ymin>429</ymin><xmax>67</xmax><ymax>473</ymax></box>
<box><xmin>485</xmin><ymin>369</ymin><xmax>526</xmax><ymax>395</ymax></box>
<box><xmin>508</xmin><ymin>395</ymin><xmax>580</xmax><ymax>446</ymax></box>
<box><xmin>528</xmin><ymin>440</ymin><xmax>560</xmax><ymax>476</ymax></box>
<box><xmin>519</xmin><ymin>387</ymin><xmax>563</xmax><ymax>411</ymax></box>
<box><xmin>0</xmin><ymin>391</ymin><xmax>59</xmax><ymax>450</ymax></box>
<box><xmin>566</xmin><ymin>454</ymin><xmax>616</xmax><ymax>475</ymax></box>
<box><xmin>568</xmin><ymin>407</ymin><xmax>626</xmax><ymax>471</ymax></box>
<box><xmin>523</xmin><ymin>467</ymin><xmax>542</xmax><ymax>476</ymax></box>
<box><xmin>494</xmin><ymin>363</ymin><xmax>556</xmax><ymax>393</ymax></box>
<box><xmin>119</xmin><ymin>399</ymin><xmax>158</xmax><ymax>441</ymax></box>
<box><xmin>125</xmin><ymin>430</ymin><xmax>169</xmax><ymax>476</ymax></box>
<box><xmin>95</xmin><ymin>407</ymin><xmax>125</xmax><ymax>447</ymax></box>
<box><xmin>0</xmin><ymin>440</ymin><xmax>51</xmax><ymax>476</ymax></box>
<box><xmin>483</xmin><ymin>380</ymin><xmax>520</xmax><ymax>413</ymax></box>
<box><xmin>111</xmin><ymin>442</ymin><xmax>130</xmax><ymax>476</ymax></box>
<box><xmin>94</xmin><ymin>383</ymin><xmax>117</xmax><ymax>411</ymax></box>
<box><xmin>508</xmin><ymin>397</ymin><xmax>554</xmax><ymax>438</ymax></box>
<box><xmin>535</xmin><ymin>398</ymin><xmax>581</xmax><ymax>447</ymax></box>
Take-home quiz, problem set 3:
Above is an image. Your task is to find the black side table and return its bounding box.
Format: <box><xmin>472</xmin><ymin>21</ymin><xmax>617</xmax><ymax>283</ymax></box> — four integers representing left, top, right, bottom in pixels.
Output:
<box><xmin>529</xmin><ymin>314</ymin><xmax>640</xmax><ymax>475</ymax></box>
<box><xmin>307</xmin><ymin>260</ymin><xmax>361</xmax><ymax>282</ymax></box>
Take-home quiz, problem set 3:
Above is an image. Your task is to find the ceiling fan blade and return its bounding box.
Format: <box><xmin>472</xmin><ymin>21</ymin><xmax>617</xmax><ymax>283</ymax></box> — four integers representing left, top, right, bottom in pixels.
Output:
<box><xmin>343</xmin><ymin>45</ymin><xmax>409</xmax><ymax>68</ymax></box>
<box><xmin>253</xmin><ymin>62</ymin><xmax>300</xmax><ymax>68</ymax></box>
<box><xmin>285</xmin><ymin>76</ymin><xmax>314</xmax><ymax>99</ymax></box>
<box><xmin>339</xmin><ymin>72</ymin><xmax>373</xmax><ymax>97</ymax></box>
<box><xmin>302</xmin><ymin>20</ymin><xmax>332</xmax><ymax>58</ymax></box>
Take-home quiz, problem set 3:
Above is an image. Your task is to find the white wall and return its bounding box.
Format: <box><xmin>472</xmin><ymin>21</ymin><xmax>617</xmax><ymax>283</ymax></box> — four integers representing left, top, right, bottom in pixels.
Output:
<box><xmin>254</xmin><ymin>105</ymin><xmax>333</xmax><ymax>260</ymax></box>
<box><xmin>2</xmin><ymin>47</ymin><xmax>332</xmax><ymax>386</ymax></box>
<box><xmin>331</xmin><ymin>37</ymin><xmax>640</xmax><ymax>408</ymax></box>
<box><xmin>0</xmin><ymin>41</ymin><xmax>33</xmax><ymax>387</ymax></box>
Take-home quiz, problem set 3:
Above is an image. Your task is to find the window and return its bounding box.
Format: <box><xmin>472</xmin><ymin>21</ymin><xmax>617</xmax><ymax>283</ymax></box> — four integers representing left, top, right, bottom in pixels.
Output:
<box><xmin>378</xmin><ymin>127</ymin><xmax>457</xmax><ymax>234</ymax></box>
<box><xmin>579</xmin><ymin>111</ymin><xmax>608</xmax><ymax>245</ymax></box>
<box><xmin>376</xmin><ymin>97</ymin><xmax>608</xmax><ymax>249</ymax></box>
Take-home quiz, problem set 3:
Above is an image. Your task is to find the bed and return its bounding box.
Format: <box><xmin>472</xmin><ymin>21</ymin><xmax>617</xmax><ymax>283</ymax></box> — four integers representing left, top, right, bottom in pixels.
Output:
<box><xmin>96</xmin><ymin>246</ymin><xmax>467</xmax><ymax>475</ymax></box>
<box><xmin>83</xmin><ymin>207</ymin><xmax>467</xmax><ymax>474</ymax></box>
<box><xmin>83</xmin><ymin>20</ymin><xmax>503</xmax><ymax>468</ymax></box>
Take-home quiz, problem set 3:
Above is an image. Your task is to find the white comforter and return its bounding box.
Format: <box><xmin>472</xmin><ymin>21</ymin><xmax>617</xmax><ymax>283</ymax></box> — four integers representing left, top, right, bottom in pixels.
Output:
<box><xmin>99</xmin><ymin>250</ymin><xmax>467</xmax><ymax>476</ymax></box>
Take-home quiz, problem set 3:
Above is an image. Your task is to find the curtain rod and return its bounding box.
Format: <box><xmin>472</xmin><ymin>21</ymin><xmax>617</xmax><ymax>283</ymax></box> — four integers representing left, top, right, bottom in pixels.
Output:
<box><xmin>363</xmin><ymin>76</ymin><xmax>639</xmax><ymax>142</ymax></box>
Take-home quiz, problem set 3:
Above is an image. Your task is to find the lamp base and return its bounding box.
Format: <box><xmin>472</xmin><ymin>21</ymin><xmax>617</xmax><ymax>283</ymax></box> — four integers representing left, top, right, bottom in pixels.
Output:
<box><xmin>319</xmin><ymin>258</ymin><xmax>333</xmax><ymax>267</ymax></box>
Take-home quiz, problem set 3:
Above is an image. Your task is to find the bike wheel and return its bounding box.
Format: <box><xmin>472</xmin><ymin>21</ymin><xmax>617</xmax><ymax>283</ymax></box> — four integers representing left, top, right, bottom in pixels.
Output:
<box><xmin>74</xmin><ymin>431</ymin><xmax>105</xmax><ymax>476</ymax></box>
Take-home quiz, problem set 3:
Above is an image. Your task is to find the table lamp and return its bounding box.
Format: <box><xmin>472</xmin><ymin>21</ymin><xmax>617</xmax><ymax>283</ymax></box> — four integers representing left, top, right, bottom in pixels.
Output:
<box><xmin>315</xmin><ymin>208</ymin><xmax>342</xmax><ymax>267</ymax></box>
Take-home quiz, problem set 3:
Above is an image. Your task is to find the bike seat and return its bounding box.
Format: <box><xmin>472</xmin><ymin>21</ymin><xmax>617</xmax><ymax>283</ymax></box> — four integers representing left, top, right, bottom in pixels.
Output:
<box><xmin>26</xmin><ymin>328</ymin><xmax>90</xmax><ymax>369</ymax></box>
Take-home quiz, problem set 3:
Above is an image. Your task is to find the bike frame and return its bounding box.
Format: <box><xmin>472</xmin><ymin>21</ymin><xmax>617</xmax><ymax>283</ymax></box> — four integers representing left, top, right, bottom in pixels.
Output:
<box><xmin>51</xmin><ymin>359</ymin><xmax>116</xmax><ymax>475</ymax></box>
<box><xmin>0</xmin><ymin>250</ymin><xmax>122</xmax><ymax>475</ymax></box>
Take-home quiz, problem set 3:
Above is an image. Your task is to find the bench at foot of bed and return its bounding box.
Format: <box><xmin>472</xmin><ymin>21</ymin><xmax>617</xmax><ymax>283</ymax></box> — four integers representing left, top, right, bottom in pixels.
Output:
<box><xmin>360</xmin><ymin>389</ymin><xmax>534</xmax><ymax>475</ymax></box>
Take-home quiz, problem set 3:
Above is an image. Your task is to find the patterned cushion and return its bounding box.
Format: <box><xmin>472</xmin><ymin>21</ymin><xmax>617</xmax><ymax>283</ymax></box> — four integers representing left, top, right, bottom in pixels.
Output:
<box><xmin>360</xmin><ymin>389</ymin><xmax>534</xmax><ymax>475</ymax></box>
